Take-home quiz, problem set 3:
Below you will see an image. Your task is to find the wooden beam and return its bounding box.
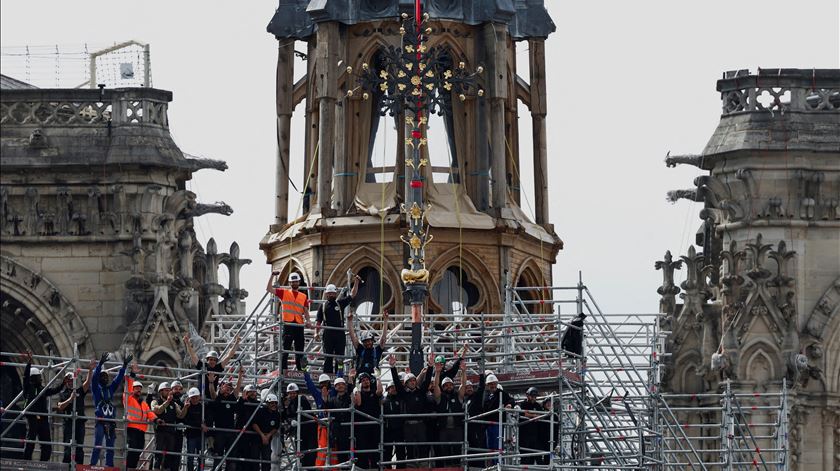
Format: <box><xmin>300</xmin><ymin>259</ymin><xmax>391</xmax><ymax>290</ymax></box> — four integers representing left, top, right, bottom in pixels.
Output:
<box><xmin>529</xmin><ymin>38</ymin><xmax>549</xmax><ymax>225</ymax></box>
<box><xmin>274</xmin><ymin>41</ymin><xmax>295</xmax><ymax>226</ymax></box>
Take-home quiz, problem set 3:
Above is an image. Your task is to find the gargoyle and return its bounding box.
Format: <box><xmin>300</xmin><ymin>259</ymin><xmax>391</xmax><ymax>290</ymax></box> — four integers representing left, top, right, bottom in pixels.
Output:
<box><xmin>664</xmin><ymin>152</ymin><xmax>704</xmax><ymax>168</ymax></box>
<box><xmin>180</xmin><ymin>202</ymin><xmax>234</xmax><ymax>219</ymax></box>
<box><xmin>184</xmin><ymin>156</ymin><xmax>229</xmax><ymax>172</ymax></box>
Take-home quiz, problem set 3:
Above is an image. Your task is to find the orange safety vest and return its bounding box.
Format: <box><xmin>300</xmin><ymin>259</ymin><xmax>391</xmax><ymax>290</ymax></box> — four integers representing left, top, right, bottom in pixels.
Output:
<box><xmin>277</xmin><ymin>288</ymin><xmax>308</xmax><ymax>324</ymax></box>
<box><xmin>125</xmin><ymin>377</ymin><xmax>156</xmax><ymax>432</ymax></box>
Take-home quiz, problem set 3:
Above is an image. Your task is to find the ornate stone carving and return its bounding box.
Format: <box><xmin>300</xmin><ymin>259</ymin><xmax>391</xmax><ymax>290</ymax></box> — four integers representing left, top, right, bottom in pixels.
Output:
<box><xmin>55</xmin><ymin>187</ymin><xmax>71</xmax><ymax>235</ymax></box>
<box><xmin>221</xmin><ymin>241</ymin><xmax>252</xmax><ymax>316</ymax></box>
<box><xmin>23</xmin><ymin>187</ymin><xmax>40</xmax><ymax>236</ymax></box>
<box><xmin>804</xmin><ymin>277</ymin><xmax>840</xmax><ymax>339</ymax></box>
<box><xmin>86</xmin><ymin>187</ymin><xmax>102</xmax><ymax>235</ymax></box>
<box><xmin>655</xmin><ymin>250</ymin><xmax>682</xmax><ymax>317</ymax></box>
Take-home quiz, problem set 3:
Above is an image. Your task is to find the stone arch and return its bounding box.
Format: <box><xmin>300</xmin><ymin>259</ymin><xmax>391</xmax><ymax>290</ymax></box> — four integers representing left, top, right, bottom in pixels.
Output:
<box><xmin>141</xmin><ymin>346</ymin><xmax>179</xmax><ymax>369</ymax></box>
<box><xmin>324</xmin><ymin>245</ymin><xmax>402</xmax><ymax>309</ymax></box>
<box><xmin>0</xmin><ymin>255</ymin><xmax>92</xmax><ymax>358</ymax></box>
<box><xmin>427</xmin><ymin>246</ymin><xmax>501</xmax><ymax>313</ymax></box>
<box><xmin>675</xmin><ymin>350</ymin><xmax>705</xmax><ymax>393</ymax></box>
<box><xmin>821</xmin><ymin>310</ymin><xmax>840</xmax><ymax>393</ymax></box>
<box><xmin>272</xmin><ymin>257</ymin><xmax>311</xmax><ymax>286</ymax></box>
<box><xmin>739</xmin><ymin>339</ymin><xmax>781</xmax><ymax>385</ymax></box>
<box><xmin>514</xmin><ymin>257</ymin><xmax>549</xmax><ymax>314</ymax></box>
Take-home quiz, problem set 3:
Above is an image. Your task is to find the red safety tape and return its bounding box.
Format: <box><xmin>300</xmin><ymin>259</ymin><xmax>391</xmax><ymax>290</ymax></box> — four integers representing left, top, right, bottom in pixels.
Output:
<box><xmin>755</xmin><ymin>447</ymin><xmax>761</xmax><ymax>453</ymax></box>
<box><xmin>752</xmin><ymin>459</ymin><xmax>758</xmax><ymax>467</ymax></box>
<box><xmin>691</xmin><ymin>394</ymin><xmax>697</xmax><ymax>401</ymax></box>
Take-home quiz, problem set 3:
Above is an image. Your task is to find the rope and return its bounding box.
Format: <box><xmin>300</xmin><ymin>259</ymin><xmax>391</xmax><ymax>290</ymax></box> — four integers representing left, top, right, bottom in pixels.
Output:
<box><xmin>503</xmin><ymin>135</ymin><xmax>547</xmax><ymax>311</ymax></box>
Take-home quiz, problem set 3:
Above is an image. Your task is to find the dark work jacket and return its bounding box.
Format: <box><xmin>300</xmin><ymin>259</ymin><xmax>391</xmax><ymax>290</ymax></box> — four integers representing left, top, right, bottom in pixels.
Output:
<box><xmin>391</xmin><ymin>366</ymin><xmax>432</xmax><ymax>418</ymax></box>
<box><xmin>23</xmin><ymin>363</ymin><xmax>62</xmax><ymax>415</ymax></box>
<box><xmin>382</xmin><ymin>395</ymin><xmax>403</xmax><ymax>434</ymax></box>
<box><xmin>436</xmin><ymin>390</ymin><xmax>464</xmax><ymax>429</ymax></box>
<box><xmin>325</xmin><ymin>393</ymin><xmax>352</xmax><ymax>440</ymax></box>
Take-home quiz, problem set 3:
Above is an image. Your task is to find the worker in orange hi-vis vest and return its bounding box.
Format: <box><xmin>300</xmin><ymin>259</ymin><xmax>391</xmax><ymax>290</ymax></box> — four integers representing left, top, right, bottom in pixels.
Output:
<box><xmin>124</xmin><ymin>363</ymin><xmax>159</xmax><ymax>470</ymax></box>
<box><xmin>266</xmin><ymin>271</ymin><xmax>311</xmax><ymax>372</ymax></box>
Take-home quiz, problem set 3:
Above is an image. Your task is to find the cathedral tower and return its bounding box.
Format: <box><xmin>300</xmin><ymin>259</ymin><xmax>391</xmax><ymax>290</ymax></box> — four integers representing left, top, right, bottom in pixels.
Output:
<box><xmin>262</xmin><ymin>0</ymin><xmax>561</xmax><ymax>370</ymax></box>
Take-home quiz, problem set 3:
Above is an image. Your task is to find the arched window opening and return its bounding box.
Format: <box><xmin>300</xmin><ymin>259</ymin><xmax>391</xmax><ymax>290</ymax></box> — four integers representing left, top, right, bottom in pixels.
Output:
<box><xmin>427</xmin><ymin>50</ymin><xmax>459</xmax><ymax>184</ymax></box>
<box><xmin>351</xmin><ymin>266</ymin><xmax>393</xmax><ymax>323</ymax></box>
<box><xmin>366</xmin><ymin>51</ymin><xmax>398</xmax><ymax>184</ymax></box>
<box><xmin>516</xmin><ymin>268</ymin><xmax>546</xmax><ymax>314</ymax></box>
<box><xmin>431</xmin><ymin>266</ymin><xmax>479</xmax><ymax>322</ymax></box>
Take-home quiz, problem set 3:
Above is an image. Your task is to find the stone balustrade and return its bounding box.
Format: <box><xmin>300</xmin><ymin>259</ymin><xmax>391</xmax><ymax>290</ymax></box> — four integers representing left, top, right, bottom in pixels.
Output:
<box><xmin>718</xmin><ymin>68</ymin><xmax>839</xmax><ymax>115</ymax></box>
<box><xmin>0</xmin><ymin>87</ymin><xmax>171</xmax><ymax>128</ymax></box>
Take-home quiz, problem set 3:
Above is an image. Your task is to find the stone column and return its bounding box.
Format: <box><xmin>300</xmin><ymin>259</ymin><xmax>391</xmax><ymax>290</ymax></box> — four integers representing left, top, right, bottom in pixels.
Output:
<box><xmin>529</xmin><ymin>38</ymin><xmax>549</xmax><ymax>225</ymax></box>
<box><xmin>484</xmin><ymin>23</ymin><xmax>508</xmax><ymax>211</ymax></box>
<box><xmin>315</xmin><ymin>23</ymin><xmax>339</xmax><ymax>214</ymax></box>
<box><xmin>275</xmin><ymin>41</ymin><xmax>294</xmax><ymax>226</ymax></box>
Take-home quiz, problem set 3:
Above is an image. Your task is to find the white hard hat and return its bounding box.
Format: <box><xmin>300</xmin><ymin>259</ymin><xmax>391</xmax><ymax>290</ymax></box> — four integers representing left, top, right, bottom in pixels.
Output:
<box><xmin>158</xmin><ymin>382</ymin><xmax>171</xmax><ymax>392</ymax></box>
<box><xmin>486</xmin><ymin>374</ymin><xmax>499</xmax><ymax>384</ymax></box>
<box><xmin>466</xmin><ymin>380</ymin><xmax>474</xmax><ymax>387</ymax></box>
<box><xmin>206</xmin><ymin>350</ymin><xmax>220</xmax><ymax>360</ymax></box>
<box><xmin>384</xmin><ymin>382</ymin><xmax>394</xmax><ymax>389</ymax></box>
<box><xmin>404</xmin><ymin>373</ymin><xmax>416</xmax><ymax>381</ymax></box>
<box><xmin>333</xmin><ymin>377</ymin><xmax>346</xmax><ymax>386</ymax></box>
<box><xmin>289</xmin><ymin>273</ymin><xmax>301</xmax><ymax>282</ymax></box>
<box><xmin>324</xmin><ymin>284</ymin><xmax>337</xmax><ymax>294</ymax></box>
<box><xmin>287</xmin><ymin>383</ymin><xmax>299</xmax><ymax>392</ymax></box>
<box><xmin>30</xmin><ymin>367</ymin><xmax>42</xmax><ymax>376</ymax></box>
<box><xmin>243</xmin><ymin>384</ymin><xmax>257</xmax><ymax>392</ymax></box>
<box><xmin>171</xmin><ymin>380</ymin><xmax>183</xmax><ymax>388</ymax></box>
<box><xmin>187</xmin><ymin>387</ymin><xmax>201</xmax><ymax>398</ymax></box>
<box><xmin>441</xmin><ymin>377</ymin><xmax>454</xmax><ymax>385</ymax></box>
<box><xmin>64</xmin><ymin>372</ymin><xmax>75</xmax><ymax>379</ymax></box>
<box><xmin>266</xmin><ymin>394</ymin><xmax>279</xmax><ymax>403</ymax></box>
<box><xmin>484</xmin><ymin>369</ymin><xmax>494</xmax><ymax>376</ymax></box>
<box><xmin>133</xmin><ymin>381</ymin><xmax>144</xmax><ymax>389</ymax></box>
<box><xmin>318</xmin><ymin>374</ymin><xmax>331</xmax><ymax>383</ymax></box>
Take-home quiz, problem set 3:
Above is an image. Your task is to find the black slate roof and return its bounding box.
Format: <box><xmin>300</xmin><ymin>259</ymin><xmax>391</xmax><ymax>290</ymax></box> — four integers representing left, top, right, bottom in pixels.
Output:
<box><xmin>267</xmin><ymin>0</ymin><xmax>555</xmax><ymax>40</ymax></box>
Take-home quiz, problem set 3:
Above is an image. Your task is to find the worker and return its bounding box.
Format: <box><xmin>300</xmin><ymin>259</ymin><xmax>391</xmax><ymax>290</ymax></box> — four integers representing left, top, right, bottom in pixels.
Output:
<box><xmin>303</xmin><ymin>371</ymin><xmax>341</xmax><ymax>467</ymax></box>
<box><xmin>90</xmin><ymin>352</ymin><xmax>128</xmax><ymax>467</ymax></box>
<box><xmin>125</xmin><ymin>364</ymin><xmax>158</xmax><ymax>470</ymax></box>
<box><xmin>324</xmin><ymin>377</ymin><xmax>353</xmax><ymax>464</ymax></box>
<box><xmin>381</xmin><ymin>381</ymin><xmax>405</xmax><ymax>469</ymax></box>
<box><xmin>434</xmin><ymin>345</ymin><xmax>468</xmax><ymax>387</ymax></box>
<box><xmin>55</xmin><ymin>360</ymin><xmax>95</xmax><ymax>464</ymax></box>
<box><xmin>561</xmin><ymin>312</ymin><xmax>586</xmax><ymax>356</ymax></box>
<box><xmin>183</xmin><ymin>333</ymin><xmax>241</xmax><ymax>397</ymax></box>
<box><xmin>267</xmin><ymin>271</ymin><xmax>311</xmax><ymax>372</ymax></box>
<box><xmin>253</xmin><ymin>393</ymin><xmax>282</xmax><ymax>471</ymax></box>
<box><xmin>481</xmin><ymin>374</ymin><xmax>514</xmax><ymax>460</ymax></box>
<box><xmin>347</xmin><ymin>309</ymin><xmax>388</xmax><ymax>376</ymax></box>
<box><xmin>178</xmin><ymin>387</ymin><xmax>207</xmax><ymax>471</ymax></box>
<box><xmin>432</xmin><ymin>358</ymin><xmax>467</xmax><ymax>467</ymax></box>
<box><xmin>151</xmin><ymin>382</ymin><xmax>182</xmax><ymax>471</ymax></box>
<box><xmin>353</xmin><ymin>372</ymin><xmax>383</xmax><ymax>469</ymax></box>
<box><xmin>209</xmin><ymin>368</ymin><xmax>244</xmax><ymax>471</ymax></box>
<box><xmin>463</xmin><ymin>376</ymin><xmax>485</xmax><ymax>455</ymax></box>
<box><xmin>21</xmin><ymin>352</ymin><xmax>64</xmax><ymax>461</ymax></box>
<box><xmin>168</xmin><ymin>379</ymin><xmax>185</xmax><ymax>471</ymax></box>
<box><xmin>388</xmin><ymin>354</ymin><xmax>432</xmax><ymax>467</ymax></box>
<box><xmin>519</xmin><ymin>387</ymin><xmax>546</xmax><ymax>464</ymax></box>
<box><xmin>314</xmin><ymin>273</ymin><xmax>361</xmax><ymax>374</ymax></box>
<box><xmin>282</xmin><ymin>382</ymin><xmax>316</xmax><ymax>468</ymax></box>
<box><xmin>235</xmin><ymin>384</ymin><xmax>262</xmax><ymax>471</ymax></box>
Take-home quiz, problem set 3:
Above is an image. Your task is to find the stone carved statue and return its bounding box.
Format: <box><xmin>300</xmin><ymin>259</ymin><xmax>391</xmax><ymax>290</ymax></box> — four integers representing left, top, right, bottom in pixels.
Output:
<box><xmin>55</xmin><ymin>188</ymin><xmax>72</xmax><ymax>235</ymax></box>
<box><xmin>87</xmin><ymin>187</ymin><xmax>102</xmax><ymax>235</ymax></box>
<box><xmin>177</xmin><ymin>229</ymin><xmax>194</xmax><ymax>280</ymax></box>
<box><xmin>23</xmin><ymin>187</ymin><xmax>40</xmax><ymax>236</ymax></box>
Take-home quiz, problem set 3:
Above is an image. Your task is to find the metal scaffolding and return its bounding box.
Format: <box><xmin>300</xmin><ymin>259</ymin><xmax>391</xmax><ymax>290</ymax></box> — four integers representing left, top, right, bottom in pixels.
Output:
<box><xmin>1</xmin><ymin>276</ymin><xmax>789</xmax><ymax>470</ymax></box>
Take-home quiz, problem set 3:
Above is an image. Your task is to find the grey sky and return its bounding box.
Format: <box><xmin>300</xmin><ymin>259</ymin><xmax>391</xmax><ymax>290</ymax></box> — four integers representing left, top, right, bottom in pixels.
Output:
<box><xmin>2</xmin><ymin>0</ymin><xmax>838</xmax><ymax>314</ymax></box>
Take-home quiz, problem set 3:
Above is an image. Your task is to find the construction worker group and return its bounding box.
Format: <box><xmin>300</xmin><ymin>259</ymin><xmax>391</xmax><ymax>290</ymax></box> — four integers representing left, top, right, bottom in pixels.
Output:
<box><xmin>1</xmin><ymin>269</ymin><xmax>556</xmax><ymax>470</ymax></box>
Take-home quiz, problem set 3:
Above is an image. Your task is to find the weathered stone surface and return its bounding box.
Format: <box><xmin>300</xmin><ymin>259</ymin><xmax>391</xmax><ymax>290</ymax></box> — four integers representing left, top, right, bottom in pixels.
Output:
<box><xmin>661</xmin><ymin>68</ymin><xmax>839</xmax><ymax>471</ymax></box>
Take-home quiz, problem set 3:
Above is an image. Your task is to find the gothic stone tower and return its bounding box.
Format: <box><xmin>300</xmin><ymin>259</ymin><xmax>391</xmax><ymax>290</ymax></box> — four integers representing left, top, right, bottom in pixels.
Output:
<box><xmin>0</xmin><ymin>81</ymin><xmax>249</xmax><ymax>379</ymax></box>
<box><xmin>261</xmin><ymin>0</ymin><xmax>561</xmax><ymax>365</ymax></box>
<box><xmin>657</xmin><ymin>69</ymin><xmax>839</xmax><ymax>471</ymax></box>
